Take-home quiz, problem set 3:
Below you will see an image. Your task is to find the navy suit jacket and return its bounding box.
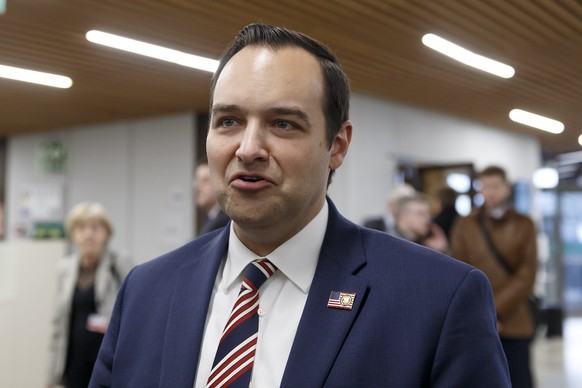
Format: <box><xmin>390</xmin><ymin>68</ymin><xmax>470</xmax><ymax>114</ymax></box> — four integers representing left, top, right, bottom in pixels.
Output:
<box><xmin>90</xmin><ymin>199</ymin><xmax>510</xmax><ymax>387</ymax></box>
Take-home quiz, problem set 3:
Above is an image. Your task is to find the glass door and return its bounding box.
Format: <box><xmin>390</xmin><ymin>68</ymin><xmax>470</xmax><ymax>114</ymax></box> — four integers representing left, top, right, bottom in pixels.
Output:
<box><xmin>560</xmin><ymin>191</ymin><xmax>582</xmax><ymax>313</ymax></box>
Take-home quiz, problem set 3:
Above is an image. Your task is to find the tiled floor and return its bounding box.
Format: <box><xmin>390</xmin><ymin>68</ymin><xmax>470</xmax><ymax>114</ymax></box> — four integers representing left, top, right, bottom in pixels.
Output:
<box><xmin>533</xmin><ymin>316</ymin><xmax>582</xmax><ymax>388</ymax></box>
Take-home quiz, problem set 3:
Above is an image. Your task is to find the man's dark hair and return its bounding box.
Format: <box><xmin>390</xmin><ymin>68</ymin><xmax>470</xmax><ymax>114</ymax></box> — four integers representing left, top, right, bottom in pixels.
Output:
<box><xmin>210</xmin><ymin>23</ymin><xmax>350</xmax><ymax>149</ymax></box>
<box><xmin>479</xmin><ymin>165</ymin><xmax>508</xmax><ymax>181</ymax></box>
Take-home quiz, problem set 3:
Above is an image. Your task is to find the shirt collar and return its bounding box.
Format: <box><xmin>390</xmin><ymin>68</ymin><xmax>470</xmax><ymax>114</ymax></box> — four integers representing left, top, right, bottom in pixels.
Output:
<box><xmin>222</xmin><ymin>201</ymin><xmax>329</xmax><ymax>294</ymax></box>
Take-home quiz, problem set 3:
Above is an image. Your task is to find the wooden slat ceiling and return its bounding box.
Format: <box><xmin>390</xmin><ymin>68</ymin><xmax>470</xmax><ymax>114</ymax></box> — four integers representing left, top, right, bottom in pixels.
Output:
<box><xmin>1</xmin><ymin>0</ymin><xmax>581</xmax><ymax>156</ymax></box>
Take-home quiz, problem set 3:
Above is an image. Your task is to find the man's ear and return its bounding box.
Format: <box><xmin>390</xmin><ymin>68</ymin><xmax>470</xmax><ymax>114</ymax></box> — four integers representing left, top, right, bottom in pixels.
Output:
<box><xmin>329</xmin><ymin>121</ymin><xmax>352</xmax><ymax>171</ymax></box>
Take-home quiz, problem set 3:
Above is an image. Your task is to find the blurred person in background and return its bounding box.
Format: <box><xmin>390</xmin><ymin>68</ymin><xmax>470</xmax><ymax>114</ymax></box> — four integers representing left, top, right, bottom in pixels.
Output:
<box><xmin>432</xmin><ymin>186</ymin><xmax>459</xmax><ymax>239</ymax></box>
<box><xmin>450</xmin><ymin>166</ymin><xmax>537</xmax><ymax>388</ymax></box>
<box><xmin>195</xmin><ymin>161</ymin><xmax>230</xmax><ymax>235</ymax></box>
<box><xmin>47</xmin><ymin>202</ymin><xmax>132</xmax><ymax>388</ymax></box>
<box><xmin>362</xmin><ymin>183</ymin><xmax>415</xmax><ymax>233</ymax></box>
<box><xmin>393</xmin><ymin>193</ymin><xmax>450</xmax><ymax>254</ymax></box>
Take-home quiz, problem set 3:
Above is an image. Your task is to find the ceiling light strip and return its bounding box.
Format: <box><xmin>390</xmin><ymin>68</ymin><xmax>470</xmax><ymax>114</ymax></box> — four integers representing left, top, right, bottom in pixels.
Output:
<box><xmin>509</xmin><ymin>109</ymin><xmax>564</xmax><ymax>134</ymax></box>
<box><xmin>422</xmin><ymin>33</ymin><xmax>515</xmax><ymax>79</ymax></box>
<box><xmin>0</xmin><ymin>64</ymin><xmax>72</xmax><ymax>88</ymax></box>
<box><xmin>86</xmin><ymin>30</ymin><xmax>219</xmax><ymax>73</ymax></box>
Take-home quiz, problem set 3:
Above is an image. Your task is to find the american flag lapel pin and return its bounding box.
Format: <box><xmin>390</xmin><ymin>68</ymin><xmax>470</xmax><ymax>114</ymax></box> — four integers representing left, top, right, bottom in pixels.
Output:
<box><xmin>327</xmin><ymin>291</ymin><xmax>356</xmax><ymax>310</ymax></box>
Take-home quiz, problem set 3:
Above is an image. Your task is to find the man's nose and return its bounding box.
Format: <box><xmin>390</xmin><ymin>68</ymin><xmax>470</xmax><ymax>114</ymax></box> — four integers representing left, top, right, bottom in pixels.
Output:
<box><xmin>235</xmin><ymin>122</ymin><xmax>268</xmax><ymax>164</ymax></box>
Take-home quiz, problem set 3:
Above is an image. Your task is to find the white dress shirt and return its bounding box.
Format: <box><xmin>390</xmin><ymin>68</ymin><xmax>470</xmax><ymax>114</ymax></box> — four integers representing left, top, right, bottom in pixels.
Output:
<box><xmin>194</xmin><ymin>202</ymin><xmax>328</xmax><ymax>388</ymax></box>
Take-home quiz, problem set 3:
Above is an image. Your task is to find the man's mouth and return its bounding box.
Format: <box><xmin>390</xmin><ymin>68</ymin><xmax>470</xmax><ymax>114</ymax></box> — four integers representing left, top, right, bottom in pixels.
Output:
<box><xmin>239</xmin><ymin>176</ymin><xmax>263</xmax><ymax>182</ymax></box>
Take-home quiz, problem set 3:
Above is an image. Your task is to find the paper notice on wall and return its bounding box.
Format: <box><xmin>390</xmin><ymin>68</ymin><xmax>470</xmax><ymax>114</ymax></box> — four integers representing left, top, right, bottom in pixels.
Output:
<box><xmin>18</xmin><ymin>183</ymin><xmax>63</xmax><ymax>221</ymax></box>
<box><xmin>15</xmin><ymin>183</ymin><xmax>64</xmax><ymax>238</ymax></box>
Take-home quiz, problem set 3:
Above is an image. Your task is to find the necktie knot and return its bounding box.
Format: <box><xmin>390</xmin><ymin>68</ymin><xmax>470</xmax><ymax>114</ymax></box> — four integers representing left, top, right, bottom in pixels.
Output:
<box><xmin>241</xmin><ymin>258</ymin><xmax>277</xmax><ymax>292</ymax></box>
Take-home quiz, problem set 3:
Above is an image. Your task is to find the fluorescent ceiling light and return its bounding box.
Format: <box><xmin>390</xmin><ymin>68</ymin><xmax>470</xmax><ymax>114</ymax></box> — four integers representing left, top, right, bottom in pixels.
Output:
<box><xmin>509</xmin><ymin>109</ymin><xmax>564</xmax><ymax>134</ymax></box>
<box><xmin>0</xmin><ymin>64</ymin><xmax>72</xmax><ymax>88</ymax></box>
<box><xmin>421</xmin><ymin>33</ymin><xmax>515</xmax><ymax>78</ymax></box>
<box><xmin>578</xmin><ymin>135</ymin><xmax>582</xmax><ymax>146</ymax></box>
<box><xmin>86</xmin><ymin>30</ymin><xmax>219</xmax><ymax>72</ymax></box>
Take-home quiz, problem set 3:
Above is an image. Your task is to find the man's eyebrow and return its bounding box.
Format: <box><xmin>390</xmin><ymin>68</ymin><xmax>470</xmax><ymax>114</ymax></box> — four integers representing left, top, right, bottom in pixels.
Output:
<box><xmin>211</xmin><ymin>105</ymin><xmax>311</xmax><ymax>124</ymax></box>
<box><xmin>267</xmin><ymin>107</ymin><xmax>310</xmax><ymax>124</ymax></box>
<box><xmin>211</xmin><ymin>104</ymin><xmax>242</xmax><ymax>116</ymax></box>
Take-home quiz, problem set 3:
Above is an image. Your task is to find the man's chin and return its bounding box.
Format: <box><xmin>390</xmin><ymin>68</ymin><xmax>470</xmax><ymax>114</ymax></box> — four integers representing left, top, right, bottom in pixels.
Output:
<box><xmin>230</xmin><ymin>214</ymin><xmax>269</xmax><ymax>228</ymax></box>
<box><xmin>81</xmin><ymin>248</ymin><xmax>103</xmax><ymax>258</ymax></box>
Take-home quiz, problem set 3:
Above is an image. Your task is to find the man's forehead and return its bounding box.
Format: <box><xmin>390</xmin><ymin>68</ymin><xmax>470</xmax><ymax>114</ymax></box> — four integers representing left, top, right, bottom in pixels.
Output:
<box><xmin>215</xmin><ymin>45</ymin><xmax>321</xmax><ymax>86</ymax></box>
<box><xmin>211</xmin><ymin>45</ymin><xmax>325</xmax><ymax>116</ymax></box>
<box><xmin>480</xmin><ymin>175</ymin><xmax>507</xmax><ymax>184</ymax></box>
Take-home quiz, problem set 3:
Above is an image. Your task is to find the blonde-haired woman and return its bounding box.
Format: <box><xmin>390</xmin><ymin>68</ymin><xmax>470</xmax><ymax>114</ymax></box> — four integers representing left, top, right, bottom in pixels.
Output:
<box><xmin>47</xmin><ymin>202</ymin><xmax>132</xmax><ymax>388</ymax></box>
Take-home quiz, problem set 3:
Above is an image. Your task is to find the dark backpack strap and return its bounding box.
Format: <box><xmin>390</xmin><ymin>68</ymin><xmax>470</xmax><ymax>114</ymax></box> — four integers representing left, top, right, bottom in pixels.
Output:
<box><xmin>477</xmin><ymin>210</ymin><xmax>515</xmax><ymax>275</ymax></box>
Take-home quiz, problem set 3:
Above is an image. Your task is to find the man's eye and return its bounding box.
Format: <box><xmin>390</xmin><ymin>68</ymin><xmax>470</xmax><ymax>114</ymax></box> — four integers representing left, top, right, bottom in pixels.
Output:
<box><xmin>274</xmin><ymin>120</ymin><xmax>294</xmax><ymax>129</ymax></box>
<box><xmin>222</xmin><ymin>118</ymin><xmax>237</xmax><ymax>126</ymax></box>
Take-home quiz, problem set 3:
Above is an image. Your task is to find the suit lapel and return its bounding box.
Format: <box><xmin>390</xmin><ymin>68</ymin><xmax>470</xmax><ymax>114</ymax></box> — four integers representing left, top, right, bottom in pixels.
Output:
<box><xmin>281</xmin><ymin>200</ymin><xmax>369</xmax><ymax>387</ymax></box>
<box><xmin>158</xmin><ymin>228</ymin><xmax>229</xmax><ymax>387</ymax></box>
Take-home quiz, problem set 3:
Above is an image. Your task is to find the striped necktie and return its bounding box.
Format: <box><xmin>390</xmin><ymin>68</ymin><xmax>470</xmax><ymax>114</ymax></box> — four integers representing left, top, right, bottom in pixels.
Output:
<box><xmin>207</xmin><ymin>258</ymin><xmax>277</xmax><ymax>388</ymax></box>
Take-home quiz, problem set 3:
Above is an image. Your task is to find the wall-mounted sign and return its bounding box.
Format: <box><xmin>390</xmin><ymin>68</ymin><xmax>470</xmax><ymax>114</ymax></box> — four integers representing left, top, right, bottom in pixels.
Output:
<box><xmin>38</xmin><ymin>140</ymin><xmax>68</xmax><ymax>174</ymax></box>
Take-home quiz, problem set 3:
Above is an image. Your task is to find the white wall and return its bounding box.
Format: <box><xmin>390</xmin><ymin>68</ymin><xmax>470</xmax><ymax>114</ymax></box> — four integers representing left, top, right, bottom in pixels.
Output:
<box><xmin>6</xmin><ymin>113</ymin><xmax>195</xmax><ymax>264</ymax></box>
<box><xmin>328</xmin><ymin>93</ymin><xmax>542</xmax><ymax>223</ymax></box>
<box><xmin>0</xmin><ymin>240</ymin><xmax>66</xmax><ymax>388</ymax></box>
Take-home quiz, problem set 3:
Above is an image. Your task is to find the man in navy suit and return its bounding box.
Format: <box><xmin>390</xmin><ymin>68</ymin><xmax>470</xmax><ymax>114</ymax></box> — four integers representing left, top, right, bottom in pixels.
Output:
<box><xmin>90</xmin><ymin>23</ymin><xmax>510</xmax><ymax>387</ymax></box>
